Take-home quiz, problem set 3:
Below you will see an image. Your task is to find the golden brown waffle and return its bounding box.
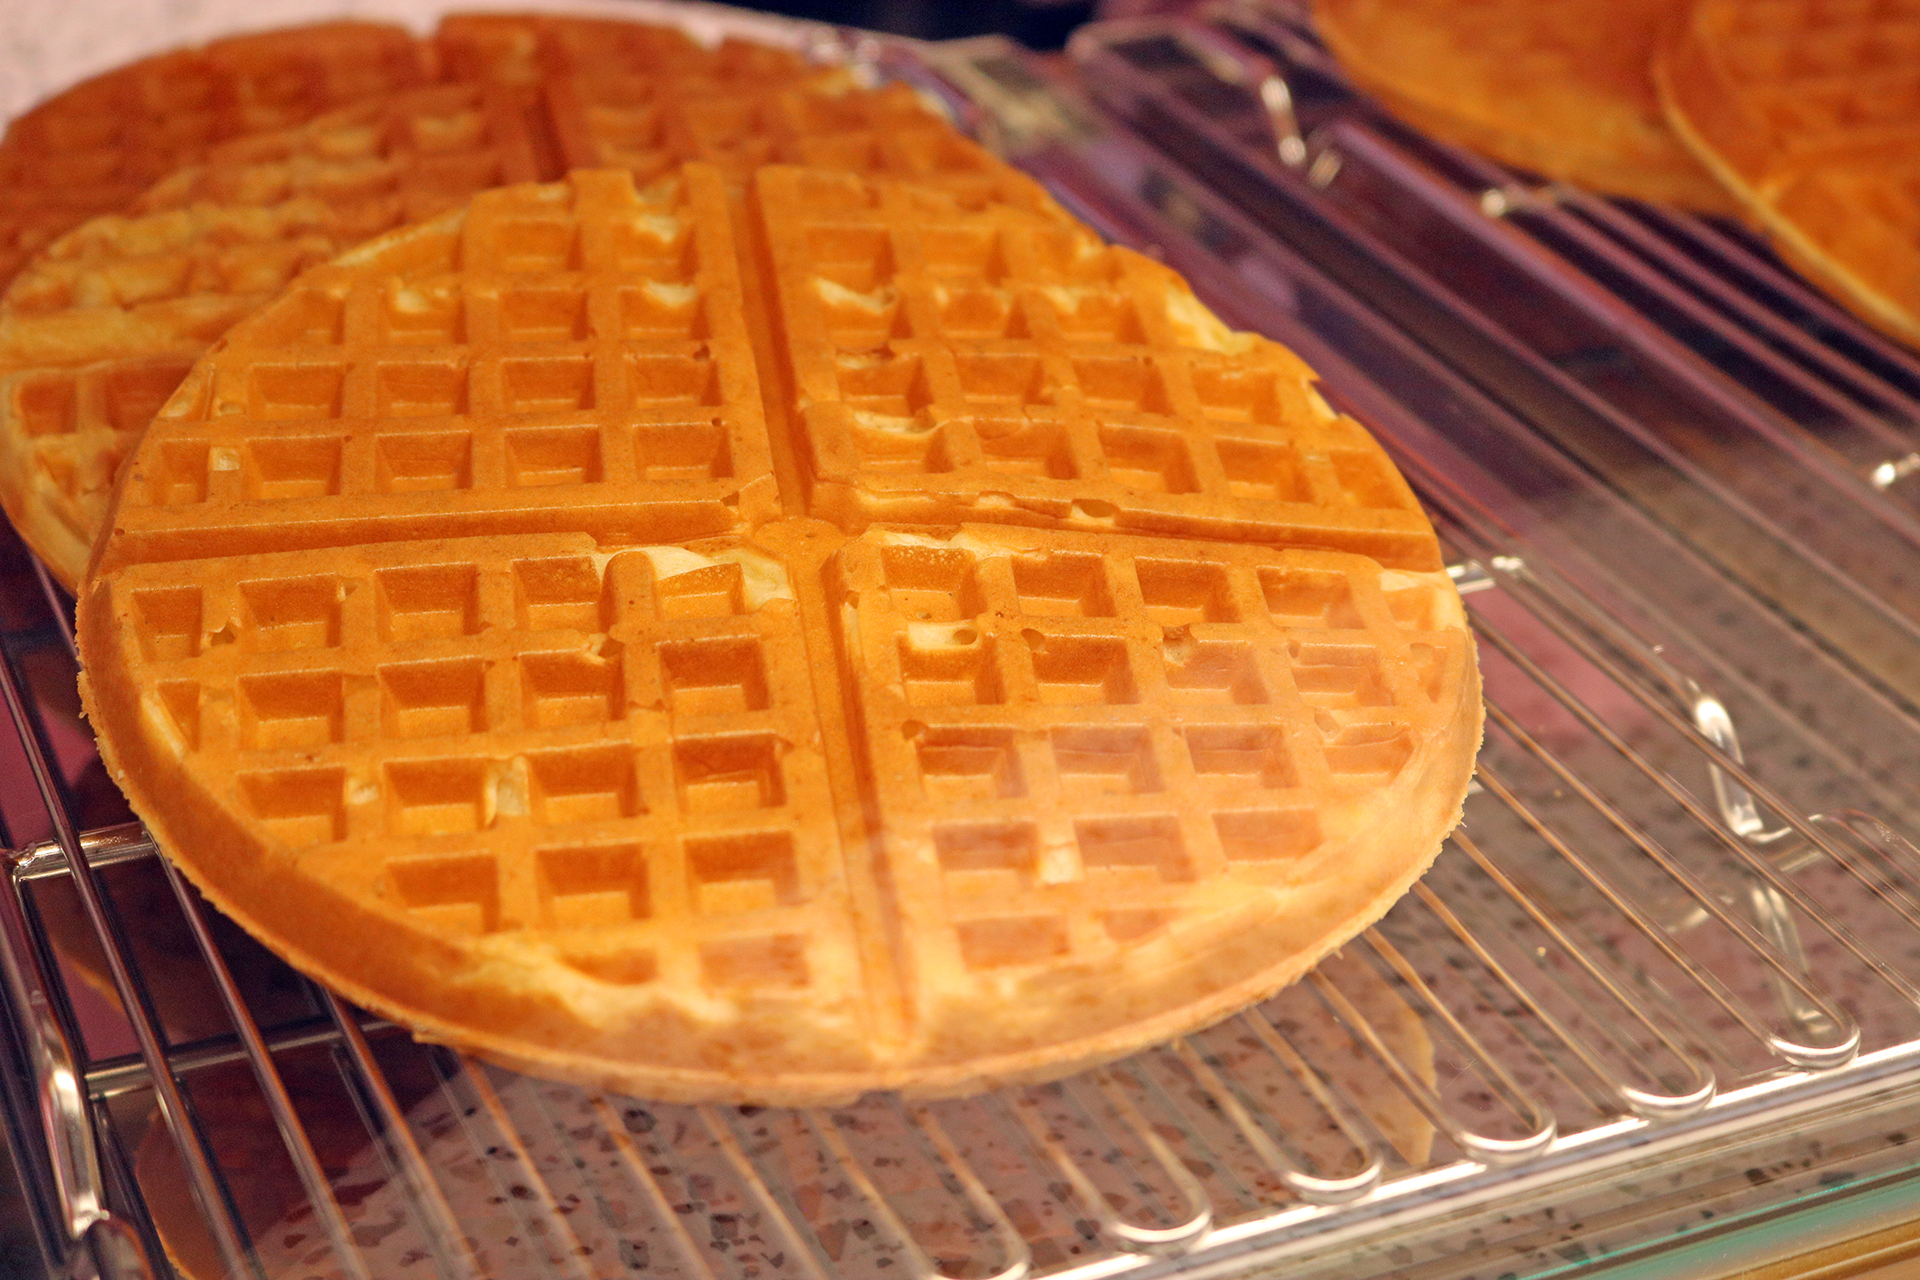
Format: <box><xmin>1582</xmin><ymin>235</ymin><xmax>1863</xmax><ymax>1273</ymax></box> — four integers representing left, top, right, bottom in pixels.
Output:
<box><xmin>0</xmin><ymin>80</ymin><xmax>561</xmax><ymax>591</ymax></box>
<box><xmin>93</xmin><ymin>168</ymin><xmax>774</xmax><ymax>567</ymax></box>
<box><xmin>1655</xmin><ymin>0</ymin><xmax>1920</xmax><ymax>344</ymax></box>
<box><xmin>0</xmin><ymin>71</ymin><xmax>1040</xmax><ymax>591</ymax></box>
<box><xmin>79</xmin><ymin>167</ymin><xmax>1479</xmax><ymax>1103</ymax></box>
<box><xmin>1314</xmin><ymin>0</ymin><xmax>1735</xmax><ymax>212</ymax></box>
<box><xmin>758</xmin><ymin>166</ymin><xmax>1440</xmax><ymax>570</ymax></box>
<box><xmin>0</xmin><ymin>21</ymin><xmax>431</xmax><ymax>295</ymax></box>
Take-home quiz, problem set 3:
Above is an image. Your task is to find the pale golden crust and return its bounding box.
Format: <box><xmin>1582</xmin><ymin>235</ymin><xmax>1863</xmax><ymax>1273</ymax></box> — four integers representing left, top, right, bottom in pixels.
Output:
<box><xmin>1655</xmin><ymin>0</ymin><xmax>1920</xmax><ymax>346</ymax></box>
<box><xmin>79</xmin><ymin>167</ymin><xmax>1479</xmax><ymax>1104</ymax></box>
<box><xmin>1315</xmin><ymin>0</ymin><xmax>1735</xmax><ymax>212</ymax></box>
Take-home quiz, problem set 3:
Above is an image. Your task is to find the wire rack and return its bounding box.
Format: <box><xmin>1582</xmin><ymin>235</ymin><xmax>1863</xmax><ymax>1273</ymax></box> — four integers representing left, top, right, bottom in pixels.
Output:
<box><xmin>6</xmin><ymin>7</ymin><xmax>1920</xmax><ymax>1280</ymax></box>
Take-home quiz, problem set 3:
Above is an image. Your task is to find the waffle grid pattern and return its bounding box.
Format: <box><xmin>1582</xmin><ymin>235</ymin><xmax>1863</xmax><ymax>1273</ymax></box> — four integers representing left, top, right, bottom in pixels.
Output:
<box><xmin>835</xmin><ymin>529</ymin><xmax>1467</xmax><ymax>981</ymax></box>
<box><xmin>0</xmin><ymin>79</ymin><xmax>566</xmax><ymax>589</ymax></box>
<box><xmin>0</xmin><ymin>21</ymin><xmax>432</xmax><ymax>291</ymax></box>
<box><xmin>107</xmin><ymin>168</ymin><xmax>774</xmax><ymax>564</ymax></box>
<box><xmin>759</xmin><ymin>167</ymin><xmax>1441</xmax><ymax>571</ymax></box>
<box><xmin>0</xmin><ymin>72</ymin><xmax>1058</xmax><ymax>590</ymax></box>
<box><xmin>79</xmin><ymin>166</ymin><xmax>1477</xmax><ymax>1098</ymax></box>
<box><xmin>108</xmin><ymin>533</ymin><xmax>858</xmax><ymax>998</ymax></box>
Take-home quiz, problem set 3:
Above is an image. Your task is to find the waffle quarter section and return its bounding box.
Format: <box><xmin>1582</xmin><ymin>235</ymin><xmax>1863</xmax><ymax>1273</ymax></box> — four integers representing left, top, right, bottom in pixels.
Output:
<box><xmin>755</xmin><ymin>166</ymin><xmax>1442</xmax><ymax>570</ymax></box>
<box><xmin>827</xmin><ymin>525</ymin><xmax>1479</xmax><ymax>1090</ymax></box>
<box><xmin>94</xmin><ymin>167</ymin><xmax>773</xmax><ymax>578</ymax></box>
<box><xmin>79</xmin><ymin>531</ymin><xmax>878</xmax><ymax>1095</ymax></box>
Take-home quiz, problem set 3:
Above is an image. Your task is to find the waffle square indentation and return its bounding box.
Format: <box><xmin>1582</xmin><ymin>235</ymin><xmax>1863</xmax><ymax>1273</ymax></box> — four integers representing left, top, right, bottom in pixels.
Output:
<box><xmin>495</xmin><ymin>219</ymin><xmax>579</xmax><ymax>272</ymax></box>
<box><xmin>521</xmin><ymin>650</ymin><xmax>624</xmax><ymax>727</ymax></box>
<box><xmin>386</xmin><ymin>759</ymin><xmax>488</xmax><ymax>836</ymax></box>
<box><xmin>808</xmin><ymin>226</ymin><xmax>893</xmax><ymax>292</ymax></box>
<box><xmin>687</xmin><ymin>831</ymin><xmax>799</xmax><ymax>914</ymax></box>
<box><xmin>1261</xmin><ymin>567</ymin><xmax>1363</xmax><ymax>628</ymax></box>
<box><xmin>240</xmin><ymin>767</ymin><xmax>345</xmax><ymax>844</ymax></box>
<box><xmin>975</xmin><ymin>416</ymin><xmax>1077</xmax><ymax>479</ymax></box>
<box><xmin>1136</xmin><ymin>559</ymin><xmax>1239</xmax><ymax>625</ymax></box>
<box><xmin>499</xmin><ymin>288</ymin><xmax>589</xmax><ymax>342</ymax></box>
<box><xmin>377</xmin><ymin>362</ymin><xmax>467</xmax><ymax>417</ymax></box>
<box><xmin>506</xmin><ymin>426</ymin><xmax>601</xmax><ymax>486</ymax></box>
<box><xmin>898</xmin><ymin>630</ymin><xmax>1000</xmax><ymax>706</ymax></box>
<box><xmin>238</xmin><ymin>576</ymin><xmax>339</xmax><ymax>651</ymax></box>
<box><xmin>1077</xmin><ymin>816</ymin><xmax>1191</xmax><ymax>882</ymax></box>
<box><xmin>539</xmin><ymin>844</ymin><xmax>650</xmax><ymax>929</ymax></box>
<box><xmin>381</xmin><ymin>286</ymin><xmax>463</xmax><ymax>344</ymax></box>
<box><xmin>147</xmin><ymin>441</ymin><xmax>209</xmax><ymax>506</ymax></box>
<box><xmin>131</xmin><ymin>587</ymin><xmax>202</xmax><ymax>660</ymax></box>
<box><xmin>1051</xmin><ymin>726</ymin><xmax>1161</xmax><ymax>796</ymax></box>
<box><xmin>375</xmin><ymin>432</ymin><xmax>473</xmax><ymax>493</ymax></box>
<box><xmin>250</xmin><ymin>365</ymin><xmax>345</xmax><ymax>420</ymax></box>
<box><xmin>513</xmin><ymin>557</ymin><xmax>606</xmax><ymax>631</ymax></box>
<box><xmin>1026</xmin><ymin>633</ymin><xmax>1135</xmax><ymax>704</ymax></box>
<box><xmin>244</xmin><ymin>436</ymin><xmax>342</xmax><ymax>500</ymax></box>
<box><xmin>1098</xmin><ymin>425</ymin><xmax>1196</xmax><ymax>494</ymax></box>
<box><xmin>881</xmin><ymin>544</ymin><xmax>982</xmax><ymax>621</ymax></box>
<box><xmin>502</xmin><ymin>358</ymin><xmax>595</xmax><ymax>414</ymax></box>
<box><xmin>674</xmin><ymin>735</ymin><xmax>784</xmax><ymax>812</ymax></box>
<box><xmin>238</xmin><ymin>671</ymin><xmax>344</xmax><ymax>749</ymax></box>
<box><xmin>1011</xmin><ymin>551</ymin><xmax>1112</xmax><ymax>616</ymax></box>
<box><xmin>379</xmin><ymin>659</ymin><xmax>485</xmax><ymax>739</ymax></box>
<box><xmin>389</xmin><ymin>852</ymin><xmax>501</xmax><ymax>934</ymax></box>
<box><xmin>915</xmin><ymin>728</ymin><xmax>1024</xmax><ymax>802</ymax></box>
<box><xmin>529</xmin><ymin>746</ymin><xmax>643</xmax><ymax>823</ymax></box>
<box><xmin>376</xmin><ymin>564</ymin><xmax>481</xmax><ymax>640</ymax></box>
<box><xmin>619</xmin><ymin>283</ymin><xmax>706</xmax><ymax>339</ymax></box>
<box><xmin>1218</xmin><ymin>440</ymin><xmax>1306</xmax><ymax>502</ymax></box>
<box><xmin>1290</xmin><ymin>643</ymin><xmax>1393</xmax><ymax>708</ymax></box>
<box><xmin>1184</xmin><ymin>725</ymin><xmax>1296</xmax><ymax>788</ymax></box>
<box><xmin>659</xmin><ymin>638</ymin><xmax>768</xmax><ymax>716</ymax></box>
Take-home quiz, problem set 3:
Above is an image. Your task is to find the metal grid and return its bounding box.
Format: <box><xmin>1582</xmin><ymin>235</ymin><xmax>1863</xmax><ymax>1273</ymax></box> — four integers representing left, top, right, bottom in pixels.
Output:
<box><xmin>3</xmin><ymin>11</ymin><xmax>1920</xmax><ymax>1280</ymax></box>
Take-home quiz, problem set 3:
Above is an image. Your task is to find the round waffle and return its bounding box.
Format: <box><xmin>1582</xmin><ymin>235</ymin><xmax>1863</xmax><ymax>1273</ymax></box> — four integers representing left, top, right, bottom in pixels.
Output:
<box><xmin>1314</xmin><ymin>0</ymin><xmax>1735</xmax><ymax>212</ymax></box>
<box><xmin>79</xmin><ymin>166</ymin><xmax>1480</xmax><ymax>1103</ymax></box>
<box><xmin>0</xmin><ymin>66</ymin><xmax>1042</xmax><ymax>592</ymax></box>
<box><xmin>1655</xmin><ymin>0</ymin><xmax>1920</xmax><ymax>345</ymax></box>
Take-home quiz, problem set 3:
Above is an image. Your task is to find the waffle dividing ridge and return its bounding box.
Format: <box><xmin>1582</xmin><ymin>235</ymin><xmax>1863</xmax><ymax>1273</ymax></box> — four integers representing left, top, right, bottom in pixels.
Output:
<box><xmin>79</xmin><ymin>167</ymin><xmax>1480</xmax><ymax>1102</ymax></box>
<box><xmin>1314</xmin><ymin>0</ymin><xmax>1734</xmax><ymax>211</ymax></box>
<box><xmin>0</xmin><ymin>68</ymin><xmax>1049</xmax><ymax>591</ymax></box>
<box><xmin>1656</xmin><ymin>0</ymin><xmax>1920</xmax><ymax>343</ymax></box>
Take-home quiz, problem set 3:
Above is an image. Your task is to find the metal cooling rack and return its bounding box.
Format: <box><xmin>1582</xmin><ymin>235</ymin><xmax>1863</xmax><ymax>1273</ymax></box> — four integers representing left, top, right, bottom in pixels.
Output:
<box><xmin>6</xmin><ymin>8</ymin><xmax>1920</xmax><ymax>1280</ymax></box>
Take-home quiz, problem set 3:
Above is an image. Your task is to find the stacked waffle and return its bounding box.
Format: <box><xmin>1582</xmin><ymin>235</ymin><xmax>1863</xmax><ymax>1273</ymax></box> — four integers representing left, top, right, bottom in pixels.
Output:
<box><xmin>9</xmin><ymin>14</ymin><xmax>1480</xmax><ymax>1105</ymax></box>
<box><xmin>1315</xmin><ymin>0</ymin><xmax>1920</xmax><ymax>347</ymax></box>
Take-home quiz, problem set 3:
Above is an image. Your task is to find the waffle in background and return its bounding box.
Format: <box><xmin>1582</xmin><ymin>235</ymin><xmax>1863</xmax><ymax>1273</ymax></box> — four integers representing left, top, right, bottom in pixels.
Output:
<box><xmin>77</xmin><ymin>163</ymin><xmax>1479</xmax><ymax>1103</ymax></box>
<box><xmin>0</xmin><ymin>64</ymin><xmax>1041</xmax><ymax>591</ymax></box>
<box><xmin>0</xmin><ymin>80</ymin><xmax>558</xmax><ymax>592</ymax></box>
<box><xmin>0</xmin><ymin>20</ymin><xmax>433</xmax><ymax>297</ymax></box>
<box><xmin>1656</xmin><ymin>0</ymin><xmax>1920</xmax><ymax>346</ymax></box>
<box><xmin>757</xmin><ymin>165</ymin><xmax>1440</xmax><ymax>569</ymax></box>
<box><xmin>1313</xmin><ymin>0</ymin><xmax>1735</xmax><ymax>212</ymax></box>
